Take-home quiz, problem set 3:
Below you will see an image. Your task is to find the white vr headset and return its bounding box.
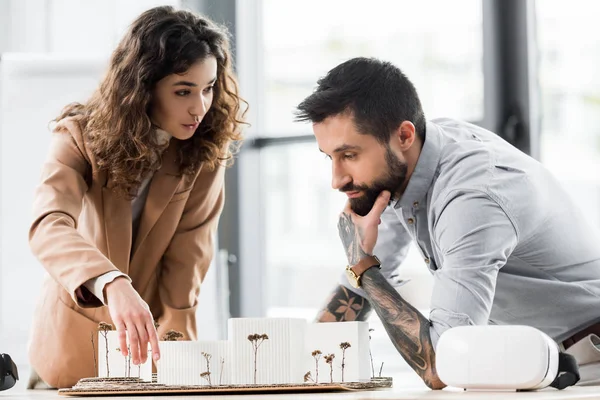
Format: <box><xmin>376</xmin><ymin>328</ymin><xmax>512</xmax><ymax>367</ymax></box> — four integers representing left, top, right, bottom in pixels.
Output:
<box><xmin>436</xmin><ymin>325</ymin><xmax>579</xmax><ymax>391</ymax></box>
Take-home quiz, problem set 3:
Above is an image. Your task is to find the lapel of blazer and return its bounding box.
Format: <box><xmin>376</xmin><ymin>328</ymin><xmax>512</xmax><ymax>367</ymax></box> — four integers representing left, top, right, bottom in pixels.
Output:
<box><xmin>131</xmin><ymin>141</ymin><xmax>184</xmax><ymax>261</ymax></box>
<box><xmin>102</xmin><ymin>178</ymin><xmax>132</xmax><ymax>274</ymax></box>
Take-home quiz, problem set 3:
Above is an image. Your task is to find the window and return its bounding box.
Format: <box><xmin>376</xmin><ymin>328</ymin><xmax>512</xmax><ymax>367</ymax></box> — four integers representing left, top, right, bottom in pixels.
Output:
<box><xmin>259</xmin><ymin>0</ymin><xmax>483</xmax><ymax>317</ymax></box>
<box><xmin>238</xmin><ymin>0</ymin><xmax>484</xmax><ymax>378</ymax></box>
<box><xmin>262</xmin><ymin>0</ymin><xmax>484</xmax><ymax>136</ymax></box>
<box><xmin>537</xmin><ymin>1</ymin><xmax>600</xmax><ymax>233</ymax></box>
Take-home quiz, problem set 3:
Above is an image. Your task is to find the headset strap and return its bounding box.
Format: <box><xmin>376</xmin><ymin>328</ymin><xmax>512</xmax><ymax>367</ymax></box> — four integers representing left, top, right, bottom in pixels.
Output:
<box><xmin>550</xmin><ymin>352</ymin><xmax>580</xmax><ymax>389</ymax></box>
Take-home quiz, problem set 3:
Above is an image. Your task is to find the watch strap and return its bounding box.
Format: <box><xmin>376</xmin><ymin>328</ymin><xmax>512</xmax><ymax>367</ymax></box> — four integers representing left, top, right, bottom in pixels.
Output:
<box><xmin>350</xmin><ymin>255</ymin><xmax>381</xmax><ymax>279</ymax></box>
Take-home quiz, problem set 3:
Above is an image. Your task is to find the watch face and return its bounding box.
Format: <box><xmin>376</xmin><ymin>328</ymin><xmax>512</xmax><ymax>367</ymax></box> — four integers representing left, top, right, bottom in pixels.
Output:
<box><xmin>345</xmin><ymin>269</ymin><xmax>359</xmax><ymax>288</ymax></box>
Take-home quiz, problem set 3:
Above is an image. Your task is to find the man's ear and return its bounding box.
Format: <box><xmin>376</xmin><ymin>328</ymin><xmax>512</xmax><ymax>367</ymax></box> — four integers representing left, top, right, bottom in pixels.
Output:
<box><xmin>391</xmin><ymin>121</ymin><xmax>416</xmax><ymax>151</ymax></box>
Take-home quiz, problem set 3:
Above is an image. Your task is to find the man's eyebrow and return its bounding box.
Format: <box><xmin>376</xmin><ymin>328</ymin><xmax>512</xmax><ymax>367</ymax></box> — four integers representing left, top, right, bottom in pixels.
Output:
<box><xmin>332</xmin><ymin>144</ymin><xmax>361</xmax><ymax>153</ymax></box>
<box><xmin>319</xmin><ymin>144</ymin><xmax>361</xmax><ymax>154</ymax></box>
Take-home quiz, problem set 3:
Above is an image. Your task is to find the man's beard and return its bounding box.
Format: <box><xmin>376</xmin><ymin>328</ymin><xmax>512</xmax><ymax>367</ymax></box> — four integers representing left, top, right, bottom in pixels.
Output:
<box><xmin>340</xmin><ymin>147</ymin><xmax>407</xmax><ymax>216</ymax></box>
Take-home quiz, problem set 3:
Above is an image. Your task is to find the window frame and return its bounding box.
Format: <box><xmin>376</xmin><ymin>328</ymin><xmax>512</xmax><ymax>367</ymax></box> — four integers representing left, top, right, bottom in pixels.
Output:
<box><xmin>193</xmin><ymin>0</ymin><xmax>538</xmax><ymax>318</ymax></box>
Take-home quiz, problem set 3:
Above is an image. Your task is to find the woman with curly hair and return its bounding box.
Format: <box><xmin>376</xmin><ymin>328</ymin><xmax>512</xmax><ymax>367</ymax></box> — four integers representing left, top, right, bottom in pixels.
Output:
<box><xmin>27</xmin><ymin>6</ymin><xmax>245</xmax><ymax>389</ymax></box>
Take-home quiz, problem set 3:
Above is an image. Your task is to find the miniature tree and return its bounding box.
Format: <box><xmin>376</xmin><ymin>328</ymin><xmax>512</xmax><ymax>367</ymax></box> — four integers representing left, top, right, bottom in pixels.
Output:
<box><xmin>339</xmin><ymin>342</ymin><xmax>351</xmax><ymax>382</ymax></box>
<box><xmin>98</xmin><ymin>322</ymin><xmax>113</xmax><ymax>377</ymax></box>
<box><xmin>115</xmin><ymin>347</ymin><xmax>129</xmax><ymax>376</ymax></box>
<box><xmin>152</xmin><ymin>320</ymin><xmax>160</xmax><ymax>359</ymax></box>
<box><xmin>138</xmin><ymin>350</ymin><xmax>151</xmax><ymax>379</ymax></box>
<box><xmin>247</xmin><ymin>333</ymin><xmax>269</xmax><ymax>384</ymax></box>
<box><xmin>368</xmin><ymin>328</ymin><xmax>375</xmax><ymax>378</ymax></box>
<box><xmin>200</xmin><ymin>372</ymin><xmax>211</xmax><ymax>385</ymax></box>
<box><xmin>162</xmin><ymin>329</ymin><xmax>184</xmax><ymax>341</ymax></box>
<box><xmin>115</xmin><ymin>347</ymin><xmax>126</xmax><ymax>376</ymax></box>
<box><xmin>201</xmin><ymin>352</ymin><xmax>212</xmax><ymax>385</ymax></box>
<box><xmin>90</xmin><ymin>331</ymin><xmax>97</xmax><ymax>377</ymax></box>
<box><xmin>311</xmin><ymin>350</ymin><xmax>322</xmax><ymax>383</ymax></box>
<box><xmin>126</xmin><ymin>345</ymin><xmax>132</xmax><ymax>377</ymax></box>
<box><xmin>324</xmin><ymin>354</ymin><xmax>335</xmax><ymax>383</ymax></box>
<box><xmin>115</xmin><ymin>345</ymin><xmax>132</xmax><ymax>377</ymax></box>
<box><xmin>219</xmin><ymin>357</ymin><xmax>225</xmax><ymax>386</ymax></box>
<box><xmin>303</xmin><ymin>371</ymin><xmax>314</xmax><ymax>383</ymax></box>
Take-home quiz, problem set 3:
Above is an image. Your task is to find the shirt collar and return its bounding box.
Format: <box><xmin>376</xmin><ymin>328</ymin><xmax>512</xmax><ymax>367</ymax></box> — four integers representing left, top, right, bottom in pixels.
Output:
<box><xmin>394</xmin><ymin>120</ymin><xmax>443</xmax><ymax>210</ymax></box>
<box><xmin>156</xmin><ymin>128</ymin><xmax>172</xmax><ymax>146</ymax></box>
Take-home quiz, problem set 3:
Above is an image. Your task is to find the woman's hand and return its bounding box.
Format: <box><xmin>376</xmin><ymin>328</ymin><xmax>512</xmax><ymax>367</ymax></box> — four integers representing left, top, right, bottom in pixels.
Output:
<box><xmin>338</xmin><ymin>190</ymin><xmax>390</xmax><ymax>265</ymax></box>
<box><xmin>105</xmin><ymin>277</ymin><xmax>161</xmax><ymax>365</ymax></box>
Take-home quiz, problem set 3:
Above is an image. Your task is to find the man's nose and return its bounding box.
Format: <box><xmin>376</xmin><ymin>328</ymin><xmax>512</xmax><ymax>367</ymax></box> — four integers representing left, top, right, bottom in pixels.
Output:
<box><xmin>331</xmin><ymin>162</ymin><xmax>351</xmax><ymax>190</ymax></box>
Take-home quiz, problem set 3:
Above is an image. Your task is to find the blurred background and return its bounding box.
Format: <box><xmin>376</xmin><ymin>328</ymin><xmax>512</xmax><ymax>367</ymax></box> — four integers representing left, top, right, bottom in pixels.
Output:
<box><xmin>1</xmin><ymin>0</ymin><xmax>599</xmax><ymax>389</ymax></box>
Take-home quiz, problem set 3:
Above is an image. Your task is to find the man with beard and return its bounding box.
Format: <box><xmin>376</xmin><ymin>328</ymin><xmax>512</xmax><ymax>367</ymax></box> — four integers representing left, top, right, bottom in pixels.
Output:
<box><xmin>295</xmin><ymin>57</ymin><xmax>600</xmax><ymax>389</ymax></box>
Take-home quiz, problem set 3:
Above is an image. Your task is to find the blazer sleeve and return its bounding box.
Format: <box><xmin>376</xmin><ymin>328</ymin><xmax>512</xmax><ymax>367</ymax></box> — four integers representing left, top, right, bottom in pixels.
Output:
<box><xmin>29</xmin><ymin>126</ymin><xmax>121</xmax><ymax>307</ymax></box>
<box><xmin>156</xmin><ymin>161</ymin><xmax>226</xmax><ymax>340</ymax></box>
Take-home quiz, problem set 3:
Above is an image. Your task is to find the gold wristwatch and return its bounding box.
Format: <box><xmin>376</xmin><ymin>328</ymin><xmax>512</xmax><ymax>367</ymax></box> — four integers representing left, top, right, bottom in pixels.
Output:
<box><xmin>345</xmin><ymin>255</ymin><xmax>381</xmax><ymax>288</ymax></box>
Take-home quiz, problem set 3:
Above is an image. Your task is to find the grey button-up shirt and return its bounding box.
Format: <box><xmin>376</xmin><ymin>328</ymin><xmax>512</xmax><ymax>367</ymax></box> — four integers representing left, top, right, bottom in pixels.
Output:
<box><xmin>342</xmin><ymin>118</ymin><xmax>600</xmax><ymax>348</ymax></box>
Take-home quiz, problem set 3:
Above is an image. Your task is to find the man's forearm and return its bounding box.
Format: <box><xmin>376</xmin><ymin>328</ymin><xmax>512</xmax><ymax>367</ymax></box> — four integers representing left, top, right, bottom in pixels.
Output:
<box><xmin>315</xmin><ymin>285</ymin><xmax>373</xmax><ymax>322</ymax></box>
<box><xmin>361</xmin><ymin>267</ymin><xmax>445</xmax><ymax>390</ymax></box>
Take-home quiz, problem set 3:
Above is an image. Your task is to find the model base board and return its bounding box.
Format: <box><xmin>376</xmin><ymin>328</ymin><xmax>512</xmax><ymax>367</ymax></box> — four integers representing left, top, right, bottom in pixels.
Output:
<box><xmin>58</xmin><ymin>377</ymin><xmax>393</xmax><ymax>396</ymax></box>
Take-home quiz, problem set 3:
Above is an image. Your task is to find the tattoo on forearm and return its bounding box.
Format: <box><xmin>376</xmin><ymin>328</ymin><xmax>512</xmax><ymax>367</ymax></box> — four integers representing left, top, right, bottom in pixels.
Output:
<box><xmin>316</xmin><ymin>285</ymin><xmax>372</xmax><ymax>322</ymax></box>
<box><xmin>338</xmin><ymin>212</ymin><xmax>368</xmax><ymax>265</ymax></box>
<box><xmin>361</xmin><ymin>268</ymin><xmax>445</xmax><ymax>390</ymax></box>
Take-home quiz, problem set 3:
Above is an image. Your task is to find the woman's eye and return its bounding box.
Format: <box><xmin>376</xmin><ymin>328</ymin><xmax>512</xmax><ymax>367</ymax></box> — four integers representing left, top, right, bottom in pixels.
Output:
<box><xmin>203</xmin><ymin>86</ymin><xmax>214</xmax><ymax>94</ymax></box>
<box><xmin>344</xmin><ymin>153</ymin><xmax>355</xmax><ymax>160</ymax></box>
<box><xmin>175</xmin><ymin>90</ymin><xmax>190</xmax><ymax>96</ymax></box>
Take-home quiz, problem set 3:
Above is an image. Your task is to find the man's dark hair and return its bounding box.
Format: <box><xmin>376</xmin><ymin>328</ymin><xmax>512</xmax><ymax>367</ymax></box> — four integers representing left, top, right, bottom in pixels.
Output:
<box><xmin>295</xmin><ymin>57</ymin><xmax>426</xmax><ymax>143</ymax></box>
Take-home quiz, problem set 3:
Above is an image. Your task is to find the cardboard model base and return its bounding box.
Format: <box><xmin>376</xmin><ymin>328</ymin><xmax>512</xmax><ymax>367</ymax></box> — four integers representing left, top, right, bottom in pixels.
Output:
<box><xmin>58</xmin><ymin>376</ymin><xmax>393</xmax><ymax>396</ymax></box>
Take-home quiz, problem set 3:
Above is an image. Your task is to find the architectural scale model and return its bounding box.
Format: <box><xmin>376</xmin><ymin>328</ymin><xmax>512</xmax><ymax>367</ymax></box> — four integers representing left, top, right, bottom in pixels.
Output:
<box><xmin>59</xmin><ymin>318</ymin><xmax>393</xmax><ymax>396</ymax></box>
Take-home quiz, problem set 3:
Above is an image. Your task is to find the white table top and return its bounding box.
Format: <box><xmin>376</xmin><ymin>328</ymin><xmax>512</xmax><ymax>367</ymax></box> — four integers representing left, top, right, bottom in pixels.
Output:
<box><xmin>3</xmin><ymin>372</ymin><xmax>598</xmax><ymax>399</ymax></box>
<box><xmin>4</xmin><ymin>387</ymin><xmax>599</xmax><ymax>400</ymax></box>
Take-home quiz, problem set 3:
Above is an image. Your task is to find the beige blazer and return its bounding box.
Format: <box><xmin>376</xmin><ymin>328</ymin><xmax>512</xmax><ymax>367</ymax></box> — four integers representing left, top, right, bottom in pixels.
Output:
<box><xmin>28</xmin><ymin>117</ymin><xmax>225</xmax><ymax>388</ymax></box>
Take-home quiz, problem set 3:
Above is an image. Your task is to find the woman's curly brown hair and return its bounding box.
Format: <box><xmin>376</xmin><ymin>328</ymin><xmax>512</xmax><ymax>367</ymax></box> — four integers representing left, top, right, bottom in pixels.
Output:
<box><xmin>56</xmin><ymin>6</ymin><xmax>247</xmax><ymax>198</ymax></box>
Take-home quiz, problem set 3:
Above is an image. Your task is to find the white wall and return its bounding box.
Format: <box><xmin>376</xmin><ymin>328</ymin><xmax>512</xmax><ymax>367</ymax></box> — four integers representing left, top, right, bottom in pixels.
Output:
<box><xmin>0</xmin><ymin>53</ymin><xmax>108</xmax><ymax>367</ymax></box>
<box><xmin>0</xmin><ymin>0</ymin><xmax>180</xmax><ymax>54</ymax></box>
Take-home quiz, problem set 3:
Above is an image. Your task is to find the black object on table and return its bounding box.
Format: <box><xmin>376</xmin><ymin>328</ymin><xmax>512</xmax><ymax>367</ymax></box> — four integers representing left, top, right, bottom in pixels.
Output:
<box><xmin>0</xmin><ymin>353</ymin><xmax>19</xmax><ymax>391</ymax></box>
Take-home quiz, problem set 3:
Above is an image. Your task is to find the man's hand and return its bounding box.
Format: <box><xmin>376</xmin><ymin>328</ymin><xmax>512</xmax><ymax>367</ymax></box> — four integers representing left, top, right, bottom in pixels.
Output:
<box><xmin>337</xmin><ymin>190</ymin><xmax>390</xmax><ymax>265</ymax></box>
<box><xmin>105</xmin><ymin>278</ymin><xmax>161</xmax><ymax>365</ymax></box>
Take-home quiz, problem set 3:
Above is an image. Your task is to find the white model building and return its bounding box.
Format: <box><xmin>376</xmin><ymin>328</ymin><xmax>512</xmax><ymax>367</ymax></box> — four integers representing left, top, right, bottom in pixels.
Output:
<box><xmin>97</xmin><ymin>330</ymin><xmax>152</xmax><ymax>381</ymax></box>
<box><xmin>159</xmin><ymin>340</ymin><xmax>231</xmax><ymax>385</ymax></box>
<box><xmin>228</xmin><ymin>318</ymin><xmax>307</xmax><ymax>384</ymax></box>
<box><xmin>98</xmin><ymin>318</ymin><xmax>371</xmax><ymax>385</ymax></box>
<box><xmin>305</xmin><ymin>321</ymin><xmax>371</xmax><ymax>383</ymax></box>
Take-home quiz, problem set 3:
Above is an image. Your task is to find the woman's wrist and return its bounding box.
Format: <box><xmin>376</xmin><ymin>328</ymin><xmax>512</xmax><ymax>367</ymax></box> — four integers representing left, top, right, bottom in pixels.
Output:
<box><xmin>103</xmin><ymin>276</ymin><xmax>131</xmax><ymax>299</ymax></box>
